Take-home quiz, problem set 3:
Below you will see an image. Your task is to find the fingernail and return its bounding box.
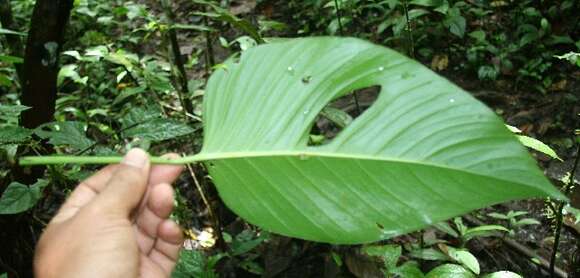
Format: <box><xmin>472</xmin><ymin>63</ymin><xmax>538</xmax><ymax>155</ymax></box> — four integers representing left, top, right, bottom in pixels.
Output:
<box><xmin>122</xmin><ymin>148</ymin><xmax>148</xmax><ymax>168</ymax></box>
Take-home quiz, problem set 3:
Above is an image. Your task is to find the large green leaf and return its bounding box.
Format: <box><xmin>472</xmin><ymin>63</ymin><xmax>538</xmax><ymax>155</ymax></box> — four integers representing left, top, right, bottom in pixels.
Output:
<box><xmin>34</xmin><ymin>121</ymin><xmax>94</xmax><ymax>151</ymax></box>
<box><xmin>0</xmin><ymin>126</ymin><xmax>32</xmax><ymax>144</ymax></box>
<box><xmin>120</xmin><ymin>107</ymin><xmax>196</xmax><ymax>142</ymax></box>
<box><xmin>122</xmin><ymin>118</ymin><xmax>195</xmax><ymax>142</ymax></box>
<box><xmin>0</xmin><ymin>180</ymin><xmax>48</xmax><ymax>215</ymax></box>
<box><xmin>199</xmin><ymin>37</ymin><xmax>562</xmax><ymax>244</ymax></box>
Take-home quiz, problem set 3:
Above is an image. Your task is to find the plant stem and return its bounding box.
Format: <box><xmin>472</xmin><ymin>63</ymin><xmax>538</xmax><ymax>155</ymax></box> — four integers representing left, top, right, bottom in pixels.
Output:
<box><xmin>402</xmin><ymin>0</ymin><xmax>415</xmax><ymax>59</ymax></box>
<box><xmin>203</xmin><ymin>5</ymin><xmax>215</xmax><ymax>76</ymax></box>
<box><xmin>161</xmin><ymin>0</ymin><xmax>194</xmax><ymax>116</ymax></box>
<box><xmin>185</xmin><ymin>163</ymin><xmax>226</xmax><ymax>250</ymax></box>
<box><xmin>549</xmin><ymin>144</ymin><xmax>579</xmax><ymax>277</ymax></box>
<box><xmin>19</xmin><ymin>155</ymin><xmax>205</xmax><ymax>166</ymax></box>
<box><xmin>333</xmin><ymin>0</ymin><xmax>344</xmax><ymax>36</ymax></box>
<box><xmin>332</xmin><ymin>0</ymin><xmax>361</xmax><ymax>115</ymax></box>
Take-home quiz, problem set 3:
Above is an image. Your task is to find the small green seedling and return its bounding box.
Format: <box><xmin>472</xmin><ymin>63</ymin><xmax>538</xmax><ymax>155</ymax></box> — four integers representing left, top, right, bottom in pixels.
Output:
<box><xmin>487</xmin><ymin>210</ymin><xmax>540</xmax><ymax>236</ymax></box>
<box><xmin>434</xmin><ymin>217</ymin><xmax>509</xmax><ymax>247</ymax></box>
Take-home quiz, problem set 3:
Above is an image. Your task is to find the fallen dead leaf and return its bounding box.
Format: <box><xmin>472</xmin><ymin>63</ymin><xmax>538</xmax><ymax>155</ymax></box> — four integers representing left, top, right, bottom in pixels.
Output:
<box><xmin>536</xmin><ymin>119</ymin><xmax>552</xmax><ymax>135</ymax></box>
<box><xmin>491</xmin><ymin>0</ymin><xmax>509</xmax><ymax>7</ymax></box>
<box><xmin>345</xmin><ymin>251</ymin><xmax>383</xmax><ymax>278</ymax></box>
<box><xmin>564</xmin><ymin>214</ymin><xmax>580</xmax><ymax>234</ymax></box>
<box><xmin>549</xmin><ymin>79</ymin><xmax>567</xmax><ymax>91</ymax></box>
<box><xmin>431</xmin><ymin>54</ymin><xmax>449</xmax><ymax>71</ymax></box>
<box><xmin>229</xmin><ymin>0</ymin><xmax>257</xmax><ymax>15</ymax></box>
<box><xmin>262</xmin><ymin>3</ymin><xmax>274</xmax><ymax>18</ymax></box>
<box><xmin>183</xmin><ymin>227</ymin><xmax>216</xmax><ymax>249</ymax></box>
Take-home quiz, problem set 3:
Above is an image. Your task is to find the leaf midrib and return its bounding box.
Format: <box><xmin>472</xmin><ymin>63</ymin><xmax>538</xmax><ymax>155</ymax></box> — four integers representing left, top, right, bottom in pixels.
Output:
<box><xmin>19</xmin><ymin>150</ymin><xmax>562</xmax><ymax>199</ymax></box>
<box><xmin>187</xmin><ymin>150</ymin><xmax>558</xmax><ymax>198</ymax></box>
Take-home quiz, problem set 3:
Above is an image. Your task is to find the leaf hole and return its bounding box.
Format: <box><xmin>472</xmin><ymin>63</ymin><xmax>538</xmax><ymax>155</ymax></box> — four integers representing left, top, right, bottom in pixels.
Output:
<box><xmin>308</xmin><ymin>85</ymin><xmax>381</xmax><ymax>146</ymax></box>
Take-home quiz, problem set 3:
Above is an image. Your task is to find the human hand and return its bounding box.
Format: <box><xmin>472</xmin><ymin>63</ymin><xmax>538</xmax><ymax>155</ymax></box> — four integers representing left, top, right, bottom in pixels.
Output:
<box><xmin>35</xmin><ymin>148</ymin><xmax>185</xmax><ymax>278</ymax></box>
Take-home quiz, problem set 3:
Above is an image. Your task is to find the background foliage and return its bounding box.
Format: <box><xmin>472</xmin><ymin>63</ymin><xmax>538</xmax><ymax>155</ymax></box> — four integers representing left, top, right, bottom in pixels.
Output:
<box><xmin>0</xmin><ymin>0</ymin><xmax>579</xmax><ymax>277</ymax></box>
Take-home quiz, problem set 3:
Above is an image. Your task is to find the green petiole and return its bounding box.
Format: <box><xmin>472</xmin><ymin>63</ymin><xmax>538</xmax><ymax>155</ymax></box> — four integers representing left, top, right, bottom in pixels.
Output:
<box><xmin>19</xmin><ymin>155</ymin><xmax>205</xmax><ymax>166</ymax></box>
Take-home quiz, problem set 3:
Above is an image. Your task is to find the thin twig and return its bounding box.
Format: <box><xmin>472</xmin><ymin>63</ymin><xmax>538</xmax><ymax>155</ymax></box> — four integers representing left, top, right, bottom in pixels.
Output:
<box><xmin>550</xmin><ymin>144</ymin><xmax>579</xmax><ymax>277</ymax></box>
<box><xmin>402</xmin><ymin>0</ymin><xmax>415</xmax><ymax>59</ymax></box>
<box><xmin>162</xmin><ymin>0</ymin><xmax>194</xmax><ymax>115</ymax></box>
<box><xmin>351</xmin><ymin>90</ymin><xmax>362</xmax><ymax>116</ymax></box>
<box><xmin>333</xmin><ymin>0</ymin><xmax>361</xmax><ymax>115</ymax></box>
<box><xmin>161</xmin><ymin>103</ymin><xmax>201</xmax><ymax>121</ymax></box>
<box><xmin>204</xmin><ymin>30</ymin><xmax>214</xmax><ymax>74</ymax></box>
<box><xmin>203</xmin><ymin>5</ymin><xmax>215</xmax><ymax>77</ymax></box>
<box><xmin>185</xmin><ymin>163</ymin><xmax>213</xmax><ymax>218</ymax></box>
<box><xmin>185</xmin><ymin>162</ymin><xmax>226</xmax><ymax>250</ymax></box>
<box><xmin>333</xmin><ymin>0</ymin><xmax>344</xmax><ymax>36</ymax></box>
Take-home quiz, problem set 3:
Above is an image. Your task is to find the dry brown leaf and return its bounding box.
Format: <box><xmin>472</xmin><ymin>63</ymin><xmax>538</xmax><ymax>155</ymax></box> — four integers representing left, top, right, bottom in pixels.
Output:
<box><xmin>261</xmin><ymin>3</ymin><xmax>274</xmax><ymax>18</ymax></box>
<box><xmin>345</xmin><ymin>252</ymin><xmax>383</xmax><ymax>278</ymax></box>
<box><xmin>491</xmin><ymin>0</ymin><xmax>509</xmax><ymax>7</ymax></box>
<box><xmin>430</xmin><ymin>54</ymin><xmax>449</xmax><ymax>71</ymax></box>
<box><xmin>564</xmin><ymin>215</ymin><xmax>580</xmax><ymax>234</ymax></box>
<box><xmin>549</xmin><ymin>79</ymin><xmax>567</xmax><ymax>91</ymax></box>
<box><xmin>229</xmin><ymin>0</ymin><xmax>257</xmax><ymax>15</ymax></box>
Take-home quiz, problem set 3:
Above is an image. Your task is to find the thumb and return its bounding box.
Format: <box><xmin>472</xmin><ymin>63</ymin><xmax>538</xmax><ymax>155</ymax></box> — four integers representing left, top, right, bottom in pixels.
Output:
<box><xmin>91</xmin><ymin>148</ymin><xmax>151</xmax><ymax>216</ymax></box>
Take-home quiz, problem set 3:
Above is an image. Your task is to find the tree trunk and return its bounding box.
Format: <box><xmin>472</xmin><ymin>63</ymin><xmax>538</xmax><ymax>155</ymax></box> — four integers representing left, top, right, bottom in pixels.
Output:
<box><xmin>1</xmin><ymin>1</ymin><xmax>74</xmax><ymax>277</ymax></box>
<box><xmin>20</xmin><ymin>0</ymin><xmax>74</xmax><ymax>129</ymax></box>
